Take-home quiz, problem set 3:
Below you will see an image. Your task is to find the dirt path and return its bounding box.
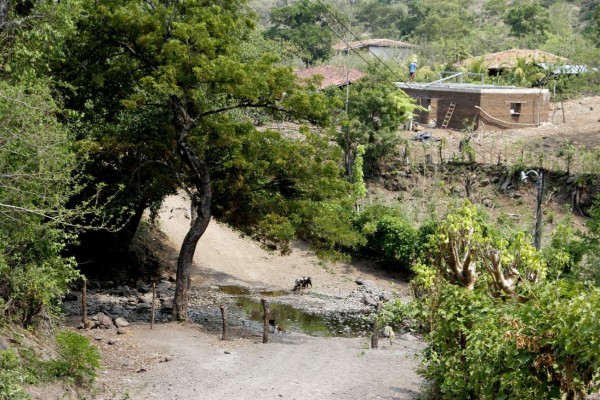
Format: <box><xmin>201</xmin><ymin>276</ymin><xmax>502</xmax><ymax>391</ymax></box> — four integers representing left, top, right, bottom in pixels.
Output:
<box><xmin>72</xmin><ymin>195</ymin><xmax>424</xmax><ymax>400</ymax></box>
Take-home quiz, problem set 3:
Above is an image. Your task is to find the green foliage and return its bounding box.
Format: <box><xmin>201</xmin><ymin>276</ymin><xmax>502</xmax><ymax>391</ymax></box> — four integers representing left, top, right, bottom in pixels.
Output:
<box><xmin>396</xmin><ymin>202</ymin><xmax>600</xmax><ymax>399</ymax></box>
<box><xmin>354</xmin><ymin>0</ymin><xmax>410</xmax><ymax>39</ymax></box>
<box><xmin>577</xmin><ymin>194</ymin><xmax>600</xmax><ymax>285</ymax></box>
<box><xmin>0</xmin><ymin>81</ymin><xmax>81</xmax><ymax>326</ymax></box>
<box><xmin>266</xmin><ymin>0</ymin><xmax>341</xmax><ymax>66</ymax></box>
<box><xmin>583</xmin><ymin>2</ymin><xmax>600</xmax><ymax>46</ymax></box>
<box><xmin>333</xmin><ymin>70</ymin><xmax>416</xmax><ymax>175</ymax></box>
<box><xmin>48</xmin><ymin>331</ymin><xmax>100</xmax><ymax>386</ymax></box>
<box><xmin>0</xmin><ymin>331</ymin><xmax>100</xmax><ymax>397</ymax></box>
<box><xmin>504</xmin><ymin>1</ymin><xmax>551</xmax><ymax>45</ymax></box>
<box><xmin>354</xmin><ymin>204</ymin><xmax>418</xmax><ymax>269</ymax></box>
<box><xmin>351</xmin><ymin>144</ymin><xmax>367</xmax><ymax>206</ymax></box>
<box><xmin>0</xmin><ymin>350</ymin><xmax>30</xmax><ymax>400</ymax></box>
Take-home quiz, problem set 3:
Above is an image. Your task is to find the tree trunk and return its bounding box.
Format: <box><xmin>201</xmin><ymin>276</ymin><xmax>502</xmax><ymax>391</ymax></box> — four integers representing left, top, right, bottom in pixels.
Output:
<box><xmin>171</xmin><ymin>96</ymin><xmax>212</xmax><ymax>322</ymax></box>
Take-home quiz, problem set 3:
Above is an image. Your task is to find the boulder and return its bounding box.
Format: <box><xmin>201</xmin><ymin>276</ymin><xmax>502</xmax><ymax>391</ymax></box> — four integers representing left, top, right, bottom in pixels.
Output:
<box><xmin>355</xmin><ymin>279</ymin><xmax>374</xmax><ymax>287</ymax></box>
<box><xmin>160</xmin><ymin>297</ymin><xmax>174</xmax><ymax>311</ymax></box>
<box><xmin>110</xmin><ymin>304</ymin><xmax>127</xmax><ymax>317</ymax></box>
<box><xmin>137</xmin><ymin>294</ymin><xmax>153</xmax><ymax>304</ymax></box>
<box><xmin>156</xmin><ymin>280</ymin><xmax>171</xmax><ymax>293</ymax></box>
<box><xmin>114</xmin><ymin>317</ymin><xmax>130</xmax><ymax>328</ymax></box>
<box><xmin>96</xmin><ymin>312</ymin><xmax>113</xmax><ymax>329</ymax></box>
<box><xmin>136</xmin><ymin>303</ymin><xmax>152</xmax><ymax>312</ymax></box>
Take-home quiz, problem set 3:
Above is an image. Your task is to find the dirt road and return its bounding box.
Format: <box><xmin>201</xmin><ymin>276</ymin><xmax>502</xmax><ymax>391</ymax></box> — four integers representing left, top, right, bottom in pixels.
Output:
<box><xmin>79</xmin><ymin>195</ymin><xmax>424</xmax><ymax>400</ymax></box>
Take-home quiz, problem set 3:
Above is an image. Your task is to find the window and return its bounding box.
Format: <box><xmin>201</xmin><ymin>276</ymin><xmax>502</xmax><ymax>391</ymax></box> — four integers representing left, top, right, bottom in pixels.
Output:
<box><xmin>510</xmin><ymin>102</ymin><xmax>522</xmax><ymax>116</ymax></box>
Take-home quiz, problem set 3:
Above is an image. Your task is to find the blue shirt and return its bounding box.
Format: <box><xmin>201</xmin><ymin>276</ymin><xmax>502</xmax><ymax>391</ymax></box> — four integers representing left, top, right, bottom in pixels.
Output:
<box><xmin>409</xmin><ymin>62</ymin><xmax>417</xmax><ymax>73</ymax></box>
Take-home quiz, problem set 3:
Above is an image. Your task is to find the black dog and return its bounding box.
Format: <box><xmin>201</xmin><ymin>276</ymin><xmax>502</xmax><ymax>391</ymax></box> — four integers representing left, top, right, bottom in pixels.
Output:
<box><xmin>293</xmin><ymin>276</ymin><xmax>312</xmax><ymax>291</ymax></box>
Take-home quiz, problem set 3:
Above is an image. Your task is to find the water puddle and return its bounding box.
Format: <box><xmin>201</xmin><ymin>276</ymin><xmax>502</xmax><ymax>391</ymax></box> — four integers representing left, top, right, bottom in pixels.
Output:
<box><xmin>238</xmin><ymin>297</ymin><xmax>370</xmax><ymax>337</ymax></box>
<box><xmin>218</xmin><ymin>285</ymin><xmax>287</xmax><ymax>297</ymax></box>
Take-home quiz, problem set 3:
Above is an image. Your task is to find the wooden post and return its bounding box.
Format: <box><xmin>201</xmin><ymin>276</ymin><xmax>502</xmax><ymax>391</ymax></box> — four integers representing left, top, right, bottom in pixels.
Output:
<box><xmin>151</xmin><ymin>282</ymin><xmax>156</xmax><ymax>330</ymax></box>
<box><xmin>220</xmin><ymin>304</ymin><xmax>228</xmax><ymax>340</ymax></box>
<box><xmin>533</xmin><ymin>170</ymin><xmax>544</xmax><ymax>251</ymax></box>
<box><xmin>261</xmin><ymin>299</ymin><xmax>270</xmax><ymax>344</ymax></box>
<box><xmin>81</xmin><ymin>276</ymin><xmax>87</xmax><ymax>325</ymax></box>
<box><xmin>371</xmin><ymin>302</ymin><xmax>381</xmax><ymax>349</ymax></box>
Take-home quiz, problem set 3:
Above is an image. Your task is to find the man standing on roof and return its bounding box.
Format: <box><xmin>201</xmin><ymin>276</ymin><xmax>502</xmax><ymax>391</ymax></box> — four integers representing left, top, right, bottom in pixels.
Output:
<box><xmin>409</xmin><ymin>59</ymin><xmax>417</xmax><ymax>81</ymax></box>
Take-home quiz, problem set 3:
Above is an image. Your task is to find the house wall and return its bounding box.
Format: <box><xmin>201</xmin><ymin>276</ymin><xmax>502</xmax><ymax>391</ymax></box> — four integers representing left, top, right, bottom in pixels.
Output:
<box><xmin>403</xmin><ymin>88</ymin><xmax>481</xmax><ymax>130</ymax></box>
<box><xmin>367</xmin><ymin>46</ymin><xmax>413</xmax><ymax>61</ymax></box>
<box><xmin>478</xmin><ymin>90</ymin><xmax>550</xmax><ymax>129</ymax></box>
<box><xmin>401</xmin><ymin>86</ymin><xmax>550</xmax><ymax>130</ymax></box>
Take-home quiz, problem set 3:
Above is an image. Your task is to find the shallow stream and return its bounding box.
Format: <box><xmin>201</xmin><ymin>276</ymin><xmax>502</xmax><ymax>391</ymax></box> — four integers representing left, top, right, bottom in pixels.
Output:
<box><xmin>188</xmin><ymin>285</ymin><xmax>372</xmax><ymax>338</ymax></box>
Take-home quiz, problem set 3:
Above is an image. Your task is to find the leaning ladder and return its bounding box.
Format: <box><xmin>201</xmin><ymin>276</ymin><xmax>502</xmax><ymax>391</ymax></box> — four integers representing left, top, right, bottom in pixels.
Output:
<box><xmin>441</xmin><ymin>102</ymin><xmax>456</xmax><ymax>129</ymax></box>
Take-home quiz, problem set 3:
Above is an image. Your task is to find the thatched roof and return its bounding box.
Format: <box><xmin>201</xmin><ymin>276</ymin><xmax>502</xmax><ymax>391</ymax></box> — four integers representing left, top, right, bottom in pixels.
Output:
<box><xmin>332</xmin><ymin>39</ymin><xmax>415</xmax><ymax>51</ymax></box>
<box><xmin>295</xmin><ymin>66</ymin><xmax>366</xmax><ymax>89</ymax></box>
<box><xmin>460</xmin><ymin>49</ymin><xmax>569</xmax><ymax>69</ymax></box>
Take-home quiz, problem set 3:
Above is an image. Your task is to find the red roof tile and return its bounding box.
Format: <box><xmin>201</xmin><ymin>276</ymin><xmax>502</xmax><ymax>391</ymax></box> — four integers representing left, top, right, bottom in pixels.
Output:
<box><xmin>460</xmin><ymin>49</ymin><xmax>569</xmax><ymax>69</ymax></box>
<box><xmin>295</xmin><ymin>65</ymin><xmax>366</xmax><ymax>89</ymax></box>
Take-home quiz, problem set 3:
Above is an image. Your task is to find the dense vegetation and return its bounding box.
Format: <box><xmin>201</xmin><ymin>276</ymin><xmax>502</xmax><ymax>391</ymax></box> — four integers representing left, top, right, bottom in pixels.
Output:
<box><xmin>0</xmin><ymin>0</ymin><xmax>598</xmax><ymax>398</ymax></box>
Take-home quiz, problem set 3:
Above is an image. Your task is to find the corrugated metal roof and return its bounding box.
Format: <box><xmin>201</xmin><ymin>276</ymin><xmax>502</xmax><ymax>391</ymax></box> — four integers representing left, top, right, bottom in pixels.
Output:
<box><xmin>332</xmin><ymin>39</ymin><xmax>415</xmax><ymax>51</ymax></box>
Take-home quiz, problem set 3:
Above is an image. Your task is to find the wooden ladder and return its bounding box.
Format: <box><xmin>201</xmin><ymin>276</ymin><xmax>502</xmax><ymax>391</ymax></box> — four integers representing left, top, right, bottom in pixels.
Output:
<box><xmin>441</xmin><ymin>102</ymin><xmax>456</xmax><ymax>129</ymax></box>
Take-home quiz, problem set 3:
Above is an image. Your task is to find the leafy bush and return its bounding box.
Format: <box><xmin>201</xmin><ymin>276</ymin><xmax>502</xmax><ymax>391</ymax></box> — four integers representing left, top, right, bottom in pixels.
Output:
<box><xmin>354</xmin><ymin>205</ymin><xmax>418</xmax><ymax>269</ymax></box>
<box><xmin>0</xmin><ymin>350</ymin><xmax>30</xmax><ymax>400</ymax></box>
<box><xmin>400</xmin><ymin>203</ymin><xmax>600</xmax><ymax>399</ymax></box>
<box><xmin>48</xmin><ymin>331</ymin><xmax>101</xmax><ymax>386</ymax></box>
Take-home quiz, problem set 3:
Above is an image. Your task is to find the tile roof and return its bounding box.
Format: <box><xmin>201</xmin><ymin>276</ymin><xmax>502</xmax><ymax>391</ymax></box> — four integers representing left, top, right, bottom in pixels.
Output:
<box><xmin>460</xmin><ymin>49</ymin><xmax>569</xmax><ymax>69</ymax></box>
<box><xmin>295</xmin><ymin>65</ymin><xmax>366</xmax><ymax>89</ymax></box>
<box><xmin>332</xmin><ymin>39</ymin><xmax>415</xmax><ymax>51</ymax></box>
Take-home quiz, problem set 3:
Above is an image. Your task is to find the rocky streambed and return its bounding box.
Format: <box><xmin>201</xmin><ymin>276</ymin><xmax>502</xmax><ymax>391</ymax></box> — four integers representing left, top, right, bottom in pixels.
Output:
<box><xmin>62</xmin><ymin>277</ymin><xmax>406</xmax><ymax>339</ymax></box>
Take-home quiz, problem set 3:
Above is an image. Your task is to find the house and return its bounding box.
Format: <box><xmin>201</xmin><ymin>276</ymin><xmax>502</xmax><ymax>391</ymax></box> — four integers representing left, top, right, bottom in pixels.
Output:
<box><xmin>332</xmin><ymin>39</ymin><xmax>415</xmax><ymax>60</ymax></box>
<box><xmin>460</xmin><ymin>49</ymin><xmax>569</xmax><ymax>75</ymax></box>
<box><xmin>396</xmin><ymin>80</ymin><xmax>550</xmax><ymax>130</ymax></box>
<box><xmin>295</xmin><ymin>65</ymin><xmax>366</xmax><ymax>89</ymax></box>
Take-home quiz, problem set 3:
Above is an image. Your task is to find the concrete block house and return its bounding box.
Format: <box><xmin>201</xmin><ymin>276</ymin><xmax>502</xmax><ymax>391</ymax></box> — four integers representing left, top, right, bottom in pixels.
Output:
<box><xmin>396</xmin><ymin>82</ymin><xmax>550</xmax><ymax>130</ymax></box>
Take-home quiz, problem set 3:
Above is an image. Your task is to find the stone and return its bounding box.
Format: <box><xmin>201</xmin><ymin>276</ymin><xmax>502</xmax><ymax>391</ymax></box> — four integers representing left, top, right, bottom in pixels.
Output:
<box><xmin>96</xmin><ymin>312</ymin><xmax>113</xmax><ymax>329</ymax></box>
<box><xmin>156</xmin><ymin>280</ymin><xmax>171</xmax><ymax>293</ymax></box>
<box><xmin>355</xmin><ymin>279</ymin><xmax>374</xmax><ymax>287</ymax></box>
<box><xmin>136</xmin><ymin>280</ymin><xmax>150</xmax><ymax>293</ymax></box>
<box><xmin>111</xmin><ymin>304</ymin><xmax>126</xmax><ymax>317</ymax></box>
<box><xmin>402</xmin><ymin>333</ymin><xmax>418</xmax><ymax>341</ymax></box>
<box><xmin>160</xmin><ymin>297</ymin><xmax>174</xmax><ymax>311</ymax></box>
<box><xmin>0</xmin><ymin>338</ymin><xmax>10</xmax><ymax>350</ymax></box>
<box><xmin>81</xmin><ymin>320</ymin><xmax>96</xmax><ymax>330</ymax></box>
<box><xmin>482</xmin><ymin>198</ymin><xmax>494</xmax><ymax>208</ymax></box>
<box><xmin>114</xmin><ymin>317</ymin><xmax>130</xmax><ymax>328</ymax></box>
<box><xmin>138</xmin><ymin>294</ymin><xmax>153</xmax><ymax>304</ymax></box>
<box><xmin>379</xmin><ymin>292</ymin><xmax>392</xmax><ymax>302</ymax></box>
<box><xmin>136</xmin><ymin>303</ymin><xmax>152</xmax><ymax>312</ymax></box>
<box><xmin>566</xmin><ymin>175</ymin><xmax>576</xmax><ymax>184</ymax></box>
<box><xmin>117</xmin><ymin>328</ymin><xmax>127</xmax><ymax>335</ymax></box>
<box><xmin>108</xmin><ymin>339</ymin><xmax>116</xmax><ymax>345</ymax></box>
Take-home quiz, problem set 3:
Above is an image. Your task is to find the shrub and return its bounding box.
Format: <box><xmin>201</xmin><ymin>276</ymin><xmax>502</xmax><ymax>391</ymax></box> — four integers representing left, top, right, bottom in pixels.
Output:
<box><xmin>354</xmin><ymin>205</ymin><xmax>418</xmax><ymax>269</ymax></box>
<box><xmin>0</xmin><ymin>350</ymin><xmax>29</xmax><ymax>400</ymax></box>
<box><xmin>48</xmin><ymin>331</ymin><xmax>101</xmax><ymax>386</ymax></box>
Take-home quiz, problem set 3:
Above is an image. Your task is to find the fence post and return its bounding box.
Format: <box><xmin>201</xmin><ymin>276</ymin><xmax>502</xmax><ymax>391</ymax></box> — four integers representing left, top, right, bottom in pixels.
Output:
<box><xmin>151</xmin><ymin>282</ymin><xmax>156</xmax><ymax>329</ymax></box>
<box><xmin>261</xmin><ymin>299</ymin><xmax>270</xmax><ymax>344</ymax></box>
<box><xmin>371</xmin><ymin>302</ymin><xmax>381</xmax><ymax>349</ymax></box>
<box><xmin>220</xmin><ymin>304</ymin><xmax>228</xmax><ymax>340</ymax></box>
<box><xmin>81</xmin><ymin>276</ymin><xmax>87</xmax><ymax>325</ymax></box>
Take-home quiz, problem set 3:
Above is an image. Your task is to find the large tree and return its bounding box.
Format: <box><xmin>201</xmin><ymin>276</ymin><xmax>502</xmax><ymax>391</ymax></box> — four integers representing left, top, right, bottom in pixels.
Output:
<box><xmin>59</xmin><ymin>0</ymin><xmax>359</xmax><ymax>321</ymax></box>
<box><xmin>266</xmin><ymin>0</ymin><xmax>341</xmax><ymax>67</ymax></box>
<box><xmin>0</xmin><ymin>81</ymin><xmax>82</xmax><ymax>325</ymax></box>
